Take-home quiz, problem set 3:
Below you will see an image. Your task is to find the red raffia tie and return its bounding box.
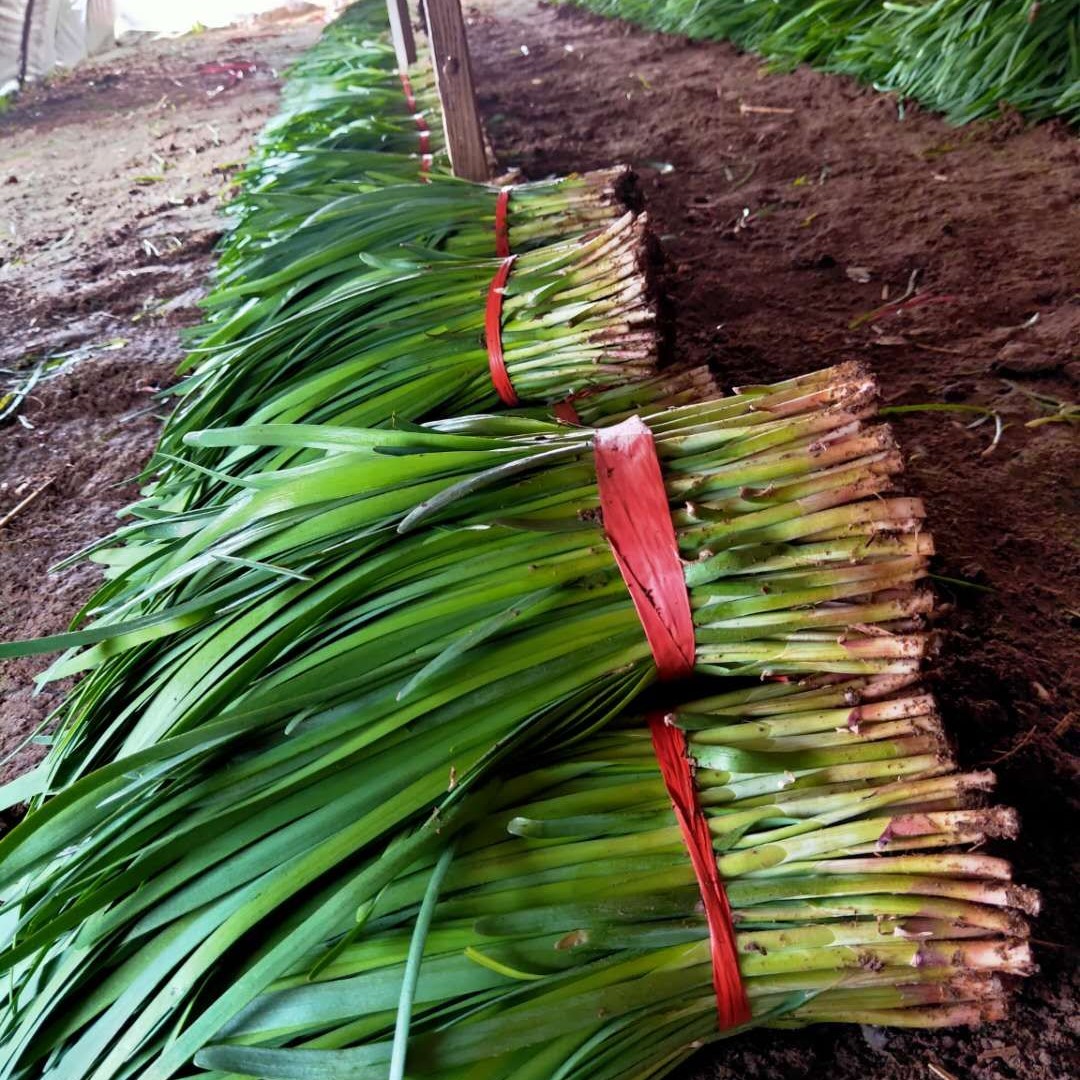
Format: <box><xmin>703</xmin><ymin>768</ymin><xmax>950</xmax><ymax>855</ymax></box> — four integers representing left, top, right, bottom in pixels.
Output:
<box><xmin>648</xmin><ymin>714</ymin><xmax>752</xmax><ymax>1030</ymax></box>
<box><xmin>593</xmin><ymin>418</ymin><xmax>751</xmax><ymax>1031</ymax></box>
<box><xmin>553</xmin><ymin>384</ymin><xmax>606</xmax><ymax>426</ymax></box>
<box><xmin>552</xmin><ymin>399</ymin><xmax>582</xmax><ymax>425</ymax></box>
<box><xmin>494</xmin><ymin>188</ymin><xmax>512</xmax><ymax>258</ymax></box>
<box><xmin>485</xmin><ymin>193</ymin><xmax>514</xmax><ymax>401</ymax></box>
<box><xmin>399</xmin><ymin>71</ymin><xmax>432</xmax><ymax>182</ymax></box>
<box><xmin>593</xmin><ymin>418</ymin><xmax>694</xmax><ymax>678</ymax></box>
<box><xmin>398</xmin><ymin>71</ymin><xmax>418</xmax><ymax>111</ymax></box>
<box><xmin>484</xmin><ymin>256</ymin><xmax>519</xmax><ymax>406</ymax></box>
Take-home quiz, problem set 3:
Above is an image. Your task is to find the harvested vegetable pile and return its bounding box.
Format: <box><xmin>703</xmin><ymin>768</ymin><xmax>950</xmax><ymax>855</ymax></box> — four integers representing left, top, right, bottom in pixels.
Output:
<box><xmin>199</xmin><ymin>676</ymin><xmax>1038</xmax><ymax>1080</ymax></box>
<box><xmin>0</xmin><ymin>2</ymin><xmax>1037</xmax><ymax>1078</ymax></box>
<box><xmin>564</xmin><ymin>0</ymin><xmax>1080</xmax><ymax>125</ymax></box>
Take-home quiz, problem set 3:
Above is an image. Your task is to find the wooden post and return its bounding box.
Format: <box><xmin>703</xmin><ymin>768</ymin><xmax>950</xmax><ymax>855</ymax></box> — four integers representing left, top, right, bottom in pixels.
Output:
<box><xmin>386</xmin><ymin>0</ymin><xmax>416</xmax><ymax>70</ymax></box>
<box><xmin>421</xmin><ymin>0</ymin><xmax>489</xmax><ymax>182</ymax></box>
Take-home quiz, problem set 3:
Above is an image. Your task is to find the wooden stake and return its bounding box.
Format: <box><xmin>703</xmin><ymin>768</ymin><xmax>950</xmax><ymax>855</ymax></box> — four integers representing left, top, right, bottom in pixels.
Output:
<box><xmin>386</xmin><ymin>0</ymin><xmax>416</xmax><ymax>70</ymax></box>
<box><xmin>421</xmin><ymin>0</ymin><xmax>488</xmax><ymax>181</ymax></box>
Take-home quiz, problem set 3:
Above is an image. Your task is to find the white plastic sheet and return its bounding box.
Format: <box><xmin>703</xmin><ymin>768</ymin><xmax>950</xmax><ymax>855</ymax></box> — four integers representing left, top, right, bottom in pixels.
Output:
<box><xmin>0</xmin><ymin>0</ymin><xmax>333</xmax><ymax>93</ymax></box>
<box><xmin>1</xmin><ymin>0</ymin><xmax>115</xmax><ymax>91</ymax></box>
<box><xmin>0</xmin><ymin>0</ymin><xmax>31</xmax><ymax>90</ymax></box>
<box><xmin>117</xmin><ymin>1</ymin><xmax>323</xmax><ymax>33</ymax></box>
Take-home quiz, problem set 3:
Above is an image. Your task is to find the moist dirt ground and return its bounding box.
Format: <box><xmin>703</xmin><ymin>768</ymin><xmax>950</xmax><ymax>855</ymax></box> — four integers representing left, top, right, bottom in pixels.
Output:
<box><xmin>1</xmin><ymin>2</ymin><xmax>1077</xmax><ymax>1078</ymax></box>
<box><xmin>0</xmin><ymin>12</ymin><xmax>321</xmax><ymax>785</ymax></box>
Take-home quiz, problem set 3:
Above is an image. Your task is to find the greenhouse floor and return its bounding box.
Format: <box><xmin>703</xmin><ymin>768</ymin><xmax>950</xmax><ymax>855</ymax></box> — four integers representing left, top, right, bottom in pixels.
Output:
<box><xmin>0</xmin><ymin>15</ymin><xmax>320</xmax><ymax>780</ymax></box>
<box><xmin>1</xmin><ymin>1</ymin><xmax>1077</xmax><ymax>1078</ymax></box>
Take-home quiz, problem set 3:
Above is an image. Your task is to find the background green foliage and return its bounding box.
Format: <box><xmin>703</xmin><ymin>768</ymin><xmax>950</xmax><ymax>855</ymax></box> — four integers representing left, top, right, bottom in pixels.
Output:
<box><xmin>566</xmin><ymin>0</ymin><xmax>1080</xmax><ymax>124</ymax></box>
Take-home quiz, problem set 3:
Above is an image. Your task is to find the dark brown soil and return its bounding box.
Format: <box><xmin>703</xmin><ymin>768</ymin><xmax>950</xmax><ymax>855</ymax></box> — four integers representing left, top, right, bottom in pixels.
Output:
<box><xmin>0</xmin><ymin>2</ymin><xmax>1076</xmax><ymax>1078</ymax></box>
<box><xmin>466</xmin><ymin>2</ymin><xmax>1078</xmax><ymax>1078</ymax></box>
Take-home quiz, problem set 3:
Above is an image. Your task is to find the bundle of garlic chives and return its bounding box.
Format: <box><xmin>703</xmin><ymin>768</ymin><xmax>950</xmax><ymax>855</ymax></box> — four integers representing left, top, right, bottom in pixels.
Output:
<box><xmin>233</xmin><ymin>51</ymin><xmax>444</xmax><ymax>205</ymax></box>
<box><xmin>239</xmin><ymin>2</ymin><xmax>447</xmax><ymax>198</ymax></box>
<box><xmin>252</xmin><ymin>71</ymin><xmax>445</xmax><ymax>169</ymax></box>
<box><xmin>151</xmin><ymin>210</ymin><xmax>657</xmax><ymax>505</ymax></box>
<box><xmin>192</xmin><ymin>675</ymin><xmax>1037</xmax><ymax>1080</ymax></box>
<box><xmin>227</xmin><ymin>146</ymin><xmax>439</xmax><ymax>206</ymax></box>
<box><xmin>10</xmin><ymin>362</ymin><xmax>929</xmax><ymax>782</ymax></box>
<box><xmin>205</xmin><ymin>169</ymin><xmax>634</xmax><ymax>349</ymax></box>
<box><xmin>0</xmin><ymin>365</ymin><xmax>944</xmax><ymax>1076</ymax></box>
<box><xmin>255</xmin><ymin>24</ymin><xmax>441</xmax><ymax>153</ymax></box>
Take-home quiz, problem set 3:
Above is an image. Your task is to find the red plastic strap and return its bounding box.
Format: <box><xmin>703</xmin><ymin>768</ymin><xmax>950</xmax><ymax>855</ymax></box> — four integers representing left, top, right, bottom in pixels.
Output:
<box><xmin>485</xmin><ymin>256</ymin><xmax>519</xmax><ymax>406</ymax></box>
<box><xmin>398</xmin><ymin>71</ymin><xmax>418</xmax><ymax>111</ymax></box>
<box><xmin>593</xmin><ymin>417</ymin><xmax>694</xmax><ymax>679</ymax></box>
<box><xmin>494</xmin><ymin>188</ymin><xmax>512</xmax><ymax>258</ymax></box>
<box><xmin>553</xmin><ymin>400</ymin><xmax>582</xmax><ymax>425</ymax></box>
<box><xmin>553</xmin><ymin>384</ymin><xmax>609</xmax><ymax>426</ymax></box>
<box><xmin>648</xmin><ymin>713</ymin><xmax>752</xmax><ymax>1030</ymax></box>
<box><xmin>399</xmin><ymin>72</ymin><xmax>432</xmax><ymax>182</ymax></box>
<box><xmin>594</xmin><ymin>419</ymin><xmax>745</xmax><ymax>1025</ymax></box>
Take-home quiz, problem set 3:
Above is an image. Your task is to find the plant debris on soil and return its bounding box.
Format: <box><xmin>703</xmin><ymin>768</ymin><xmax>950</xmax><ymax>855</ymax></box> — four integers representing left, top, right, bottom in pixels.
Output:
<box><xmin>0</xmin><ymin>0</ymin><xmax>1077</xmax><ymax>1077</ymax></box>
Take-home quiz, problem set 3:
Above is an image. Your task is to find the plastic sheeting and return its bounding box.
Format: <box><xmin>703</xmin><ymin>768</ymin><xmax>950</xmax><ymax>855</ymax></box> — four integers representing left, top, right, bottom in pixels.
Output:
<box><xmin>0</xmin><ymin>1</ymin><xmax>28</xmax><ymax>92</ymax></box>
<box><xmin>1</xmin><ymin>2</ymin><xmax>334</xmax><ymax>92</ymax></box>
<box><xmin>117</xmin><ymin>1</ymin><xmax>328</xmax><ymax>34</ymax></box>
<box><xmin>1</xmin><ymin>0</ymin><xmax>115</xmax><ymax>92</ymax></box>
